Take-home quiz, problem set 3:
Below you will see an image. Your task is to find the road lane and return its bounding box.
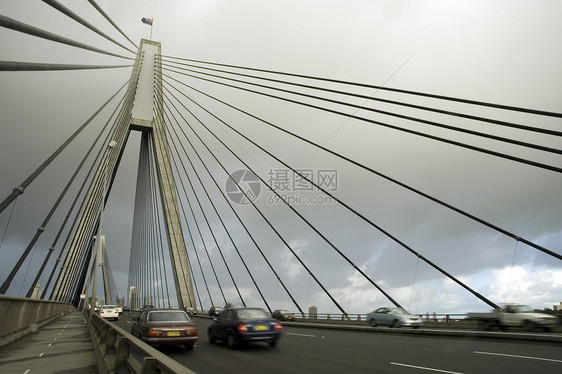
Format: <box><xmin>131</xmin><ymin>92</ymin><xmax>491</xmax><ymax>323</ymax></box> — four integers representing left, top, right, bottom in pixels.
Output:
<box><xmin>115</xmin><ymin>314</ymin><xmax>561</xmax><ymax>373</ymax></box>
<box><xmin>473</xmin><ymin>350</ymin><xmax>562</xmax><ymax>363</ymax></box>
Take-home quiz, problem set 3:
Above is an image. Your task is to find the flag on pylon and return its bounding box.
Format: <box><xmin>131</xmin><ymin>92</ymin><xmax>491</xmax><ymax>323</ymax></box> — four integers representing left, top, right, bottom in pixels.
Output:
<box><xmin>141</xmin><ymin>17</ymin><xmax>153</xmax><ymax>26</ymax></box>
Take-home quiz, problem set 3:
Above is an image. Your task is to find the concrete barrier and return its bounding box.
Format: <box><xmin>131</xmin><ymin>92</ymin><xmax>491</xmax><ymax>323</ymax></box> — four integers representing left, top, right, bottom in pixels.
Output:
<box><xmin>0</xmin><ymin>295</ymin><xmax>75</xmax><ymax>347</ymax></box>
<box><xmin>87</xmin><ymin>312</ymin><xmax>195</xmax><ymax>374</ymax></box>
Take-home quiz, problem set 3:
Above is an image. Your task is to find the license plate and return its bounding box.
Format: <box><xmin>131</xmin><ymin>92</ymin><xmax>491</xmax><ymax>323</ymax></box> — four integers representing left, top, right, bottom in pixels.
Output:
<box><xmin>254</xmin><ymin>325</ymin><xmax>268</xmax><ymax>331</ymax></box>
<box><xmin>167</xmin><ymin>331</ymin><xmax>180</xmax><ymax>336</ymax></box>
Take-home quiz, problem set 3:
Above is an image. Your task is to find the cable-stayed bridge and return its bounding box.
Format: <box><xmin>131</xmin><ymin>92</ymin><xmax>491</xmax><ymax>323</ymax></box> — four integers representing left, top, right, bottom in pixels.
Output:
<box><xmin>0</xmin><ymin>0</ymin><xmax>561</xmax><ymax>326</ymax></box>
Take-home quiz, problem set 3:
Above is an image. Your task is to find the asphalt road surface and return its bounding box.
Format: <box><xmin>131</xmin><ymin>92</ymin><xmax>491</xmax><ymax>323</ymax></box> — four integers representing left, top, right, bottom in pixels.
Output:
<box><xmin>116</xmin><ymin>314</ymin><xmax>561</xmax><ymax>374</ymax></box>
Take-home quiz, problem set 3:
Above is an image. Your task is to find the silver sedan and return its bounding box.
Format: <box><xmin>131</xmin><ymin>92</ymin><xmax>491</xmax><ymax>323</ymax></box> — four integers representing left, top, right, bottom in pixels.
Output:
<box><xmin>366</xmin><ymin>307</ymin><xmax>422</xmax><ymax>328</ymax></box>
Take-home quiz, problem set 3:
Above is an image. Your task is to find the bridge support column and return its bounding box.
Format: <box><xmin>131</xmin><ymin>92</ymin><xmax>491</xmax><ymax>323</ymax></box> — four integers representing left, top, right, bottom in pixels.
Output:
<box><xmin>129</xmin><ymin>39</ymin><xmax>195</xmax><ymax>309</ymax></box>
<box><xmin>51</xmin><ymin>39</ymin><xmax>195</xmax><ymax>310</ymax></box>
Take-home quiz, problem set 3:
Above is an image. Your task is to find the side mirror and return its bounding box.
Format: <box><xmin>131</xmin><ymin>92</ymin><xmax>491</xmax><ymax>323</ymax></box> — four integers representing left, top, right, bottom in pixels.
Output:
<box><xmin>213</xmin><ymin>317</ymin><xmax>219</xmax><ymax>322</ymax></box>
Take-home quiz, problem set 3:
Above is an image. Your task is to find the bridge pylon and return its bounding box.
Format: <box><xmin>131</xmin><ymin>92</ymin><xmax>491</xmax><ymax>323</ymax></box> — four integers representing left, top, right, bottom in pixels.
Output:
<box><xmin>51</xmin><ymin>39</ymin><xmax>196</xmax><ymax>310</ymax></box>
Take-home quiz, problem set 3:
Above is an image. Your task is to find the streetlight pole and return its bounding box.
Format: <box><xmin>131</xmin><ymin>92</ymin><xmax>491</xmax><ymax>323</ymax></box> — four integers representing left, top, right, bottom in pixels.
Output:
<box><xmin>89</xmin><ymin>140</ymin><xmax>116</xmax><ymax>317</ymax></box>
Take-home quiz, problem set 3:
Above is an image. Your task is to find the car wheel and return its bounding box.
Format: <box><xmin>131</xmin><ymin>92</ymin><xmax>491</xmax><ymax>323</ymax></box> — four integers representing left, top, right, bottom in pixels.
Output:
<box><xmin>524</xmin><ymin>320</ymin><xmax>535</xmax><ymax>332</ymax></box>
<box><xmin>268</xmin><ymin>339</ymin><xmax>277</xmax><ymax>348</ymax></box>
<box><xmin>369</xmin><ymin>319</ymin><xmax>377</xmax><ymax>327</ymax></box>
<box><xmin>226</xmin><ymin>334</ymin><xmax>237</xmax><ymax>349</ymax></box>
<box><xmin>392</xmin><ymin>319</ymin><xmax>400</xmax><ymax>328</ymax></box>
<box><xmin>208</xmin><ymin>329</ymin><xmax>216</xmax><ymax>344</ymax></box>
<box><xmin>185</xmin><ymin>344</ymin><xmax>194</xmax><ymax>351</ymax></box>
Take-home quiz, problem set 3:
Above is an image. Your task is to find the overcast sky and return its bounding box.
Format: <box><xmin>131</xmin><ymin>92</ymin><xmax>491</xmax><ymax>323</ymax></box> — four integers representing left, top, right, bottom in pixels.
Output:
<box><xmin>0</xmin><ymin>0</ymin><xmax>561</xmax><ymax>315</ymax></box>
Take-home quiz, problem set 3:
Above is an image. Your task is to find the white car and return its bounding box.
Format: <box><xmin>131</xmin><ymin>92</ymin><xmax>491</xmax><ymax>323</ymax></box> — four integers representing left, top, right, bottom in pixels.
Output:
<box><xmin>100</xmin><ymin>305</ymin><xmax>119</xmax><ymax>321</ymax></box>
<box><xmin>469</xmin><ymin>303</ymin><xmax>559</xmax><ymax>332</ymax></box>
<box><xmin>366</xmin><ymin>307</ymin><xmax>423</xmax><ymax>328</ymax></box>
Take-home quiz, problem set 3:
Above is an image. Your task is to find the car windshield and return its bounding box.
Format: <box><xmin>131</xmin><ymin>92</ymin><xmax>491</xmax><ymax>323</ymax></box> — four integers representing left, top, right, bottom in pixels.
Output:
<box><xmin>514</xmin><ymin>305</ymin><xmax>534</xmax><ymax>313</ymax></box>
<box><xmin>237</xmin><ymin>308</ymin><xmax>269</xmax><ymax>320</ymax></box>
<box><xmin>102</xmin><ymin>305</ymin><xmax>116</xmax><ymax>309</ymax></box>
<box><xmin>148</xmin><ymin>311</ymin><xmax>190</xmax><ymax>322</ymax></box>
<box><xmin>390</xmin><ymin>308</ymin><xmax>408</xmax><ymax>315</ymax></box>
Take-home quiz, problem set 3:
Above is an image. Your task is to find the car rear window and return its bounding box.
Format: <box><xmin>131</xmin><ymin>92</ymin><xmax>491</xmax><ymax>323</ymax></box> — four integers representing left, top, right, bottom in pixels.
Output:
<box><xmin>237</xmin><ymin>309</ymin><xmax>269</xmax><ymax>319</ymax></box>
<box><xmin>148</xmin><ymin>311</ymin><xmax>190</xmax><ymax>322</ymax></box>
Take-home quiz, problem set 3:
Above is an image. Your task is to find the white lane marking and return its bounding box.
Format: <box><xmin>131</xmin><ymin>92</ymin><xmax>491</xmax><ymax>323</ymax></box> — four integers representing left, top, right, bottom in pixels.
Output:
<box><xmin>474</xmin><ymin>351</ymin><xmax>562</xmax><ymax>363</ymax></box>
<box><xmin>39</xmin><ymin>353</ymin><xmax>44</xmax><ymax>358</ymax></box>
<box><xmin>390</xmin><ymin>362</ymin><xmax>463</xmax><ymax>374</ymax></box>
<box><xmin>48</xmin><ymin>343</ymin><xmax>52</xmax><ymax>347</ymax></box>
<box><xmin>286</xmin><ymin>332</ymin><xmax>316</xmax><ymax>338</ymax></box>
<box><xmin>24</xmin><ymin>370</ymin><xmax>31</xmax><ymax>374</ymax></box>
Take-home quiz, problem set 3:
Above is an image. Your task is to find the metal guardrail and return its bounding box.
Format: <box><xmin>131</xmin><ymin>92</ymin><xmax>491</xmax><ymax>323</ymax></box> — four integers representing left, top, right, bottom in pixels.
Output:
<box><xmin>258</xmin><ymin>312</ymin><xmax>468</xmax><ymax>322</ymax></box>
<box><xmin>87</xmin><ymin>311</ymin><xmax>195</xmax><ymax>374</ymax></box>
<box><xmin>197</xmin><ymin>308</ymin><xmax>469</xmax><ymax>321</ymax></box>
<box><xmin>0</xmin><ymin>295</ymin><xmax>75</xmax><ymax>347</ymax></box>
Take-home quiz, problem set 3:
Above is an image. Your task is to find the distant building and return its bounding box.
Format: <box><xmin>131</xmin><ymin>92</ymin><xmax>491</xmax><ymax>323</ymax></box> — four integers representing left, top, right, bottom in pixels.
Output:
<box><xmin>309</xmin><ymin>306</ymin><xmax>317</xmax><ymax>319</ymax></box>
<box><xmin>554</xmin><ymin>302</ymin><xmax>562</xmax><ymax>311</ymax></box>
<box><xmin>128</xmin><ymin>286</ymin><xmax>135</xmax><ymax>307</ymax></box>
<box><xmin>128</xmin><ymin>286</ymin><xmax>141</xmax><ymax>310</ymax></box>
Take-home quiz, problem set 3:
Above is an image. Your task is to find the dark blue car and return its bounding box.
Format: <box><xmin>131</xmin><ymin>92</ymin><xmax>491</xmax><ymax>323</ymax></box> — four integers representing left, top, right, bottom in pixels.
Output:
<box><xmin>208</xmin><ymin>307</ymin><xmax>282</xmax><ymax>349</ymax></box>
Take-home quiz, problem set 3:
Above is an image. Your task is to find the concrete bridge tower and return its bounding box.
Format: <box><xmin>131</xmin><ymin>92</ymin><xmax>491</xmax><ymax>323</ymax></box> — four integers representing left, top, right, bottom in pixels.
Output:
<box><xmin>51</xmin><ymin>40</ymin><xmax>195</xmax><ymax>310</ymax></box>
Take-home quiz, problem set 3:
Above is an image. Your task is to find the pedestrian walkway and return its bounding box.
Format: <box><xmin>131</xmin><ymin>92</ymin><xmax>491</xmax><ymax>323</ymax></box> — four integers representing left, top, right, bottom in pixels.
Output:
<box><xmin>0</xmin><ymin>311</ymin><xmax>97</xmax><ymax>374</ymax></box>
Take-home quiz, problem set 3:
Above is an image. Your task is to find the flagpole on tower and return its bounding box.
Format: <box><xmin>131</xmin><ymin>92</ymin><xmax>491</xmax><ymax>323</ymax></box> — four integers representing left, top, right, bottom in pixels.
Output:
<box><xmin>141</xmin><ymin>17</ymin><xmax>154</xmax><ymax>39</ymax></box>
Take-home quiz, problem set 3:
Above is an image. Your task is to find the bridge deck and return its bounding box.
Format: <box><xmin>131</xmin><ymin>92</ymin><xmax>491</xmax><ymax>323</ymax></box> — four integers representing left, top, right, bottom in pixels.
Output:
<box><xmin>0</xmin><ymin>311</ymin><xmax>97</xmax><ymax>373</ymax></box>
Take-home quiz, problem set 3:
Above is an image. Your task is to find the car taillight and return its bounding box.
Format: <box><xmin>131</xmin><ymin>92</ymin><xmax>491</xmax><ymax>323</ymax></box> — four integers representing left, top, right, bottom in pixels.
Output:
<box><xmin>238</xmin><ymin>323</ymin><xmax>248</xmax><ymax>333</ymax></box>
<box><xmin>273</xmin><ymin>322</ymin><xmax>282</xmax><ymax>331</ymax></box>
<box><xmin>148</xmin><ymin>330</ymin><xmax>159</xmax><ymax>337</ymax></box>
<box><xmin>100</xmin><ymin>310</ymin><xmax>104</xmax><ymax>313</ymax></box>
